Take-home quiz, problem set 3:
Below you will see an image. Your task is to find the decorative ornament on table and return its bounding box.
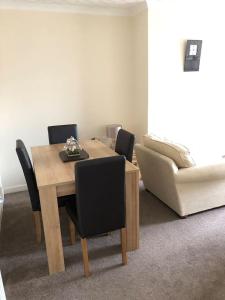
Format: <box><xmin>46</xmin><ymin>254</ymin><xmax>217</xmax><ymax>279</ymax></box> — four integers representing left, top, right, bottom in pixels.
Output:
<box><xmin>64</xmin><ymin>136</ymin><xmax>82</xmax><ymax>157</ymax></box>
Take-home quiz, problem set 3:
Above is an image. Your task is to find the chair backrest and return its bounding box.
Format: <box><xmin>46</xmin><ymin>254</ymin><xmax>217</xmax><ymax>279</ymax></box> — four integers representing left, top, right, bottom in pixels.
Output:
<box><xmin>75</xmin><ymin>156</ymin><xmax>126</xmax><ymax>238</ymax></box>
<box><xmin>48</xmin><ymin>124</ymin><xmax>77</xmax><ymax>144</ymax></box>
<box><xmin>115</xmin><ymin>129</ymin><xmax>135</xmax><ymax>162</ymax></box>
<box><xmin>16</xmin><ymin>140</ymin><xmax>40</xmax><ymax>211</ymax></box>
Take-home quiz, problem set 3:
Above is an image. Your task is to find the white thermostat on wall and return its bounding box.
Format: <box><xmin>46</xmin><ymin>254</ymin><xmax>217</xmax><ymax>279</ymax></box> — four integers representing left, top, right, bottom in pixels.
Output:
<box><xmin>189</xmin><ymin>44</ymin><xmax>198</xmax><ymax>56</ymax></box>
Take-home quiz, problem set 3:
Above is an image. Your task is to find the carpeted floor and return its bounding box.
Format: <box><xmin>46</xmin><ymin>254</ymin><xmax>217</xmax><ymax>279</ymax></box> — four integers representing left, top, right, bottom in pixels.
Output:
<box><xmin>1</xmin><ymin>182</ymin><xmax>225</xmax><ymax>300</ymax></box>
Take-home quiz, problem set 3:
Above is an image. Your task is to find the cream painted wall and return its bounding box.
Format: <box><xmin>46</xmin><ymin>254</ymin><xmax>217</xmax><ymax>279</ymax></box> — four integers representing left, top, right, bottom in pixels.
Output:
<box><xmin>132</xmin><ymin>10</ymin><xmax>148</xmax><ymax>142</ymax></box>
<box><xmin>148</xmin><ymin>0</ymin><xmax>225</xmax><ymax>163</ymax></box>
<box><xmin>0</xmin><ymin>8</ymin><xmax>148</xmax><ymax>192</ymax></box>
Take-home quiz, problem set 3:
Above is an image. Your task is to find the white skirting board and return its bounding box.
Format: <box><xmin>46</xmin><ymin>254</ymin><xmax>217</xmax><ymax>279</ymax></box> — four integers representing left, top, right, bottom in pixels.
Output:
<box><xmin>0</xmin><ymin>272</ymin><xmax>6</xmax><ymax>300</ymax></box>
<box><xmin>0</xmin><ymin>177</ymin><xmax>6</xmax><ymax>299</ymax></box>
<box><xmin>3</xmin><ymin>185</ymin><xmax>27</xmax><ymax>195</ymax></box>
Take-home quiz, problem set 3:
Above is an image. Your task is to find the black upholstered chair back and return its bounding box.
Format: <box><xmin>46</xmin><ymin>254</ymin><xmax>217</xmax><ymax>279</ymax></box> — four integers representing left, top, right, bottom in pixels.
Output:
<box><xmin>48</xmin><ymin>124</ymin><xmax>77</xmax><ymax>144</ymax></box>
<box><xmin>16</xmin><ymin>140</ymin><xmax>40</xmax><ymax>211</ymax></box>
<box><xmin>115</xmin><ymin>129</ymin><xmax>135</xmax><ymax>162</ymax></box>
<box><xmin>75</xmin><ymin>156</ymin><xmax>126</xmax><ymax>238</ymax></box>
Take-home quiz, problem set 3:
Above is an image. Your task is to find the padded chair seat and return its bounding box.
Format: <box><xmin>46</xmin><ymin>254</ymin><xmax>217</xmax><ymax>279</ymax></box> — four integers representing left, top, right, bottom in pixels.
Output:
<box><xmin>65</xmin><ymin>196</ymin><xmax>79</xmax><ymax>230</ymax></box>
<box><xmin>65</xmin><ymin>195</ymin><xmax>77</xmax><ymax>215</ymax></box>
<box><xmin>58</xmin><ymin>194</ymin><xmax>75</xmax><ymax>208</ymax></box>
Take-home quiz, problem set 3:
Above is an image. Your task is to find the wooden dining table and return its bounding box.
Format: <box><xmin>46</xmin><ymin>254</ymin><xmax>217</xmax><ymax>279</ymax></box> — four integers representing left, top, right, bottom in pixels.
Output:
<box><xmin>31</xmin><ymin>139</ymin><xmax>139</xmax><ymax>275</ymax></box>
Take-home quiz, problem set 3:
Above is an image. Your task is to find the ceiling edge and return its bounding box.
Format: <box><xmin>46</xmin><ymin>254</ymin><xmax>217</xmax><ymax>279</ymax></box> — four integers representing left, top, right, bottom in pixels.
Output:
<box><xmin>0</xmin><ymin>1</ymin><xmax>148</xmax><ymax>17</ymax></box>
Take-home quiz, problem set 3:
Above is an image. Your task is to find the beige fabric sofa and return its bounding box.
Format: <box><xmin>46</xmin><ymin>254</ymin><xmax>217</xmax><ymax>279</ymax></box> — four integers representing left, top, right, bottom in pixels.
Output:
<box><xmin>135</xmin><ymin>135</ymin><xmax>225</xmax><ymax>217</ymax></box>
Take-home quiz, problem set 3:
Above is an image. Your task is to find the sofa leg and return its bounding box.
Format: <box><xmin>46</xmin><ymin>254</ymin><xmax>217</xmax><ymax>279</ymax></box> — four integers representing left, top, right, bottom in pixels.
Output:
<box><xmin>179</xmin><ymin>215</ymin><xmax>187</xmax><ymax>219</ymax></box>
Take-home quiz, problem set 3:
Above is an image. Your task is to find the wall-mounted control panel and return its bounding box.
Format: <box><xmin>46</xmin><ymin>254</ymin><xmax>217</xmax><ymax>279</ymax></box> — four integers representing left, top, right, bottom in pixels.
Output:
<box><xmin>184</xmin><ymin>40</ymin><xmax>202</xmax><ymax>72</ymax></box>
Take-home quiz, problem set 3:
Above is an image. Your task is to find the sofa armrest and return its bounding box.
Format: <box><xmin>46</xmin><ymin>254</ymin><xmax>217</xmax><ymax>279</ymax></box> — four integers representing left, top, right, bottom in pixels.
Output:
<box><xmin>135</xmin><ymin>144</ymin><xmax>182</xmax><ymax>214</ymax></box>
<box><xmin>175</xmin><ymin>160</ymin><xmax>225</xmax><ymax>183</ymax></box>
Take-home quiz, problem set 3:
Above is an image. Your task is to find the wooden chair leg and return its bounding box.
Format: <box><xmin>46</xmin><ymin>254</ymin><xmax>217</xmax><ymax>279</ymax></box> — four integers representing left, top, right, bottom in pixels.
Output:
<box><xmin>33</xmin><ymin>211</ymin><xmax>42</xmax><ymax>244</ymax></box>
<box><xmin>120</xmin><ymin>228</ymin><xmax>127</xmax><ymax>265</ymax></box>
<box><xmin>81</xmin><ymin>238</ymin><xmax>90</xmax><ymax>277</ymax></box>
<box><xmin>68</xmin><ymin>218</ymin><xmax>76</xmax><ymax>245</ymax></box>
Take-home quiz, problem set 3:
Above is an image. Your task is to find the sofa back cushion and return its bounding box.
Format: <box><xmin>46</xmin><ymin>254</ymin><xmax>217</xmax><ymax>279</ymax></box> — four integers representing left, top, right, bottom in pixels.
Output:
<box><xmin>143</xmin><ymin>134</ymin><xmax>195</xmax><ymax>168</ymax></box>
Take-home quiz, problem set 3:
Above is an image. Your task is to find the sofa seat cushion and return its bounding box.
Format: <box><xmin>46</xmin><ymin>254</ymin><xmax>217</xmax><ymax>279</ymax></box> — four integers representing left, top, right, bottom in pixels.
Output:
<box><xmin>143</xmin><ymin>134</ymin><xmax>195</xmax><ymax>168</ymax></box>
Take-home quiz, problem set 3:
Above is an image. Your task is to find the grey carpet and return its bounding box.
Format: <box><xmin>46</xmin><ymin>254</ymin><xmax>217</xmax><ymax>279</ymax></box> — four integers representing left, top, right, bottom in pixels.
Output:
<box><xmin>1</xmin><ymin>182</ymin><xmax>225</xmax><ymax>300</ymax></box>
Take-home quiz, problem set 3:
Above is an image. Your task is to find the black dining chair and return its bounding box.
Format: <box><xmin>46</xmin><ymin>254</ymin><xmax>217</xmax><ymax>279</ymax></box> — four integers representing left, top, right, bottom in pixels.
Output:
<box><xmin>115</xmin><ymin>129</ymin><xmax>135</xmax><ymax>162</ymax></box>
<box><xmin>16</xmin><ymin>139</ymin><xmax>75</xmax><ymax>244</ymax></box>
<box><xmin>48</xmin><ymin>124</ymin><xmax>77</xmax><ymax>144</ymax></box>
<box><xmin>66</xmin><ymin>155</ymin><xmax>127</xmax><ymax>277</ymax></box>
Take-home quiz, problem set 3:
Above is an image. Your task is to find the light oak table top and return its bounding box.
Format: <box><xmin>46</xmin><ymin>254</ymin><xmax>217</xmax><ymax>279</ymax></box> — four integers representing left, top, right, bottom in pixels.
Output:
<box><xmin>32</xmin><ymin>139</ymin><xmax>138</xmax><ymax>188</ymax></box>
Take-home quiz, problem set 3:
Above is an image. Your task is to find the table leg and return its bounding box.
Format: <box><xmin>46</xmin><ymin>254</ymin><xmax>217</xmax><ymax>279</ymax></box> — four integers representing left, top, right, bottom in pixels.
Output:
<box><xmin>125</xmin><ymin>170</ymin><xmax>139</xmax><ymax>251</ymax></box>
<box><xmin>39</xmin><ymin>186</ymin><xmax>65</xmax><ymax>274</ymax></box>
